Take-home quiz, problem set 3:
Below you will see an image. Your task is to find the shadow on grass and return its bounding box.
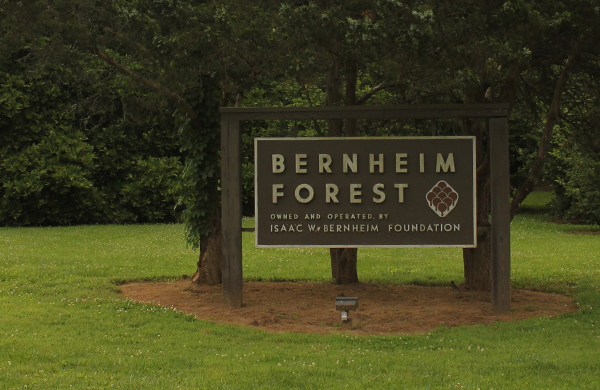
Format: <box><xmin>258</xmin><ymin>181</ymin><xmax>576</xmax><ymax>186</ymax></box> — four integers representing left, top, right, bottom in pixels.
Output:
<box><xmin>567</xmin><ymin>227</ymin><xmax>600</xmax><ymax>235</ymax></box>
<box><xmin>113</xmin><ymin>274</ymin><xmax>191</xmax><ymax>286</ymax></box>
<box><xmin>515</xmin><ymin>190</ymin><xmax>554</xmax><ymax>215</ymax></box>
<box><xmin>517</xmin><ymin>204</ymin><xmax>553</xmax><ymax>215</ymax></box>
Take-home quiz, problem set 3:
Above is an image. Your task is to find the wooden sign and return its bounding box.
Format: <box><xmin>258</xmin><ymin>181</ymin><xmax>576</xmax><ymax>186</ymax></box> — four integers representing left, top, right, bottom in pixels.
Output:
<box><xmin>254</xmin><ymin>137</ymin><xmax>476</xmax><ymax>247</ymax></box>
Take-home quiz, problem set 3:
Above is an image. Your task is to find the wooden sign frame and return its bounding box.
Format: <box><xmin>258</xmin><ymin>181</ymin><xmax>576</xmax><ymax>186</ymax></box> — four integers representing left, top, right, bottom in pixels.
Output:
<box><xmin>220</xmin><ymin>104</ymin><xmax>511</xmax><ymax>313</ymax></box>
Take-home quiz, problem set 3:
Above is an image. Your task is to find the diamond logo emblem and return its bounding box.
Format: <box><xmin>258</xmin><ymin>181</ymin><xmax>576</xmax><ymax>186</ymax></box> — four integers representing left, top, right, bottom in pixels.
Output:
<box><xmin>426</xmin><ymin>180</ymin><xmax>459</xmax><ymax>217</ymax></box>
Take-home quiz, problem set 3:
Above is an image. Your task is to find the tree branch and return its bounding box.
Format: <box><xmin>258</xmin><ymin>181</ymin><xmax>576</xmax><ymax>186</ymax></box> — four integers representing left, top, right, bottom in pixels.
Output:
<box><xmin>476</xmin><ymin>153</ymin><xmax>490</xmax><ymax>178</ymax></box>
<box><xmin>509</xmin><ymin>34</ymin><xmax>588</xmax><ymax>220</ymax></box>
<box><xmin>583</xmin><ymin>52</ymin><xmax>600</xmax><ymax>62</ymax></box>
<box><xmin>498</xmin><ymin>62</ymin><xmax>523</xmax><ymax>116</ymax></box>
<box><xmin>355</xmin><ymin>82</ymin><xmax>399</xmax><ymax>105</ymax></box>
<box><xmin>103</xmin><ymin>27</ymin><xmax>148</xmax><ymax>52</ymax></box>
<box><xmin>93</xmin><ymin>48</ymin><xmax>201</xmax><ymax>129</ymax></box>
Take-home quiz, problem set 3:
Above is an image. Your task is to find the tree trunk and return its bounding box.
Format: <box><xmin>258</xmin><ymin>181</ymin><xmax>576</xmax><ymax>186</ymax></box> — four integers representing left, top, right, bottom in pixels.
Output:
<box><xmin>509</xmin><ymin>33</ymin><xmax>587</xmax><ymax>220</ymax></box>
<box><xmin>192</xmin><ymin>201</ymin><xmax>222</xmax><ymax>285</ymax></box>
<box><xmin>325</xmin><ymin>56</ymin><xmax>359</xmax><ymax>284</ymax></box>
<box><xmin>192</xmin><ymin>84</ymin><xmax>245</xmax><ymax>286</ymax></box>
<box><xmin>463</xmin><ymin>176</ymin><xmax>491</xmax><ymax>291</ymax></box>
<box><xmin>343</xmin><ymin>61</ymin><xmax>357</xmax><ymax>137</ymax></box>
<box><xmin>326</xmin><ymin>55</ymin><xmax>344</xmax><ymax>136</ymax></box>
<box><xmin>462</xmin><ymin>116</ymin><xmax>491</xmax><ymax>291</ymax></box>
<box><xmin>459</xmin><ymin>60</ymin><xmax>525</xmax><ymax>290</ymax></box>
<box><xmin>330</xmin><ymin>248</ymin><xmax>358</xmax><ymax>284</ymax></box>
<box><xmin>94</xmin><ymin>51</ymin><xmax>224</xmax><ymax>286</ymax></box>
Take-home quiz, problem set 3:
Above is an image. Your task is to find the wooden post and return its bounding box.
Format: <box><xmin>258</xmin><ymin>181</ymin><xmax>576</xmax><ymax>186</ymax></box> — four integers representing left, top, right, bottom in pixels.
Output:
<box><xmin>220</xmin><ymin>115</ymin><xmax>243</xmax><ymax>308</ymax></box>
<box><xmin>489</xmin><ymin>117</ymin><xmax>511</xmax><ymax>313</ymax></box>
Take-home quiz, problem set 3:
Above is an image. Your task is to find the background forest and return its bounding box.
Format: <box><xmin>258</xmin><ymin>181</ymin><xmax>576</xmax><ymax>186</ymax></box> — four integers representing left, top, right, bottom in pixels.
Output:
<box><xmin>1</xmin><ymin>0</ymin><xmax>599</xmax><ymax>231</ymax></box>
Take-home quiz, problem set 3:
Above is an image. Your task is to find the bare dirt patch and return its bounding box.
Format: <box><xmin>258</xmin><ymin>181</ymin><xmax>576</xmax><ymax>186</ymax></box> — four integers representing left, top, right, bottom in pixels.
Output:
<box><xmin>121</xmin><ymin>281</ymin><xmax>576</xmax><ymax>335</ymax></box>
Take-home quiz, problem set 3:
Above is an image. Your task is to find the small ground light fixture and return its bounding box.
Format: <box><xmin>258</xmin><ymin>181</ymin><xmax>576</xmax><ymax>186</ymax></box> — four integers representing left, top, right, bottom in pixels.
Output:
<box><xmin>335</xmin><ymin>297</ymin><xmax>358</xmax><ymax>322</ymax></box>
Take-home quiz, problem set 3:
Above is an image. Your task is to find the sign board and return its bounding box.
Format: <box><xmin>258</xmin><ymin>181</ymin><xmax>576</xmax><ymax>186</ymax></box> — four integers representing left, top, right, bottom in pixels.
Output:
<box><xmin>254</xmin><ymin>137</ymin><xmax>476</xmax><ymax>248</ymax></box>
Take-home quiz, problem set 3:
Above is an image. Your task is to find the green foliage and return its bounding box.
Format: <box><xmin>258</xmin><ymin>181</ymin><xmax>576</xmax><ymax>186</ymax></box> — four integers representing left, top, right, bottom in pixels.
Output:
<box><xmin>178</xmin><ymin>75</ymin><xmax>221</xmax><ymax>248</ymax></box>
<box><xmin>0</xmin><ymin>58</ymin><xmax>183</xmax><ymax>226</ymax></box>
<box><xmin>0</xmin><ymin>66</ymin><xmax>99</xmax><ymax>225</ymax></box>
<box><xmin>549</xmin><ymin>70</ymin><xmax>600</xmax><ymax>224</ymax></box>
<box><xmin>553</xmin><ymin>153</ymin><xmax>600</xmax><ymax>224</ymax></box>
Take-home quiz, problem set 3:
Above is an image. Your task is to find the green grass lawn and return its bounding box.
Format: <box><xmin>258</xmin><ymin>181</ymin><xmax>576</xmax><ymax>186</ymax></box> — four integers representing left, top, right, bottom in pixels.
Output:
<box><xmin>1</xmin><ymin>192</ymin><xmax>599</xmax><ymax>389</ymax></box>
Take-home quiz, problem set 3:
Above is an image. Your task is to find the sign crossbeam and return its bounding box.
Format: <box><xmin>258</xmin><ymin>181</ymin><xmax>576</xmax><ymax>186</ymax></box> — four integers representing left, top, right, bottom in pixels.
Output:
<box><xmin>220</xmin><ymin>104</ymin><xmax>510</xmax><ymax>313</ymax></box>
<box><xmin>221</xmin><ymin>104</ymin><xmax>509</xmax><ymax>120</ymax></box>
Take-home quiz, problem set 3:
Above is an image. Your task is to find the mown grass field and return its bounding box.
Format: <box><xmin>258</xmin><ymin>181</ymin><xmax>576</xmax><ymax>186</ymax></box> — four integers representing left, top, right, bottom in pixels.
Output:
<box><xmin>1</xmin><ymin>192</ymin><xmax>599</xmax><ymax>389</ymax></box>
